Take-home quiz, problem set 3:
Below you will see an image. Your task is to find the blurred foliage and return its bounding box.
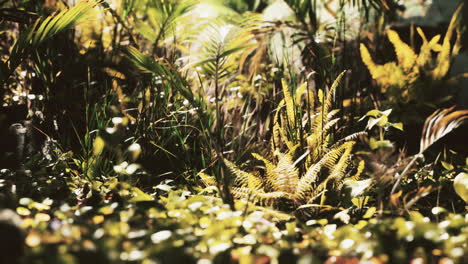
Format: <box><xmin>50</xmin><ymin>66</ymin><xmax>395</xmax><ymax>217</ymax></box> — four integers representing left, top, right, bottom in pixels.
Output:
<box><xmin>0</xmin><ymin>0</ymin><xmax>467</xmax><ymax>263</ymax></box>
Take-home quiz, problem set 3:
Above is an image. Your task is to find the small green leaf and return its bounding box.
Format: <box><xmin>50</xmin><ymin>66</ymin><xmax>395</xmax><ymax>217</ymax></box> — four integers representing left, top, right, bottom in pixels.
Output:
<box><xmin>369</xmin><ymin>138</ymin><xmax>393</xmax><ymax>150</ymax></box>
<box><xmin>365</xmin><ymin>109</ymin><xmax>380</xmax><ymax>117</ymax></box>
<box><xmin>129</xmin><ymin>187</ymin><xmax>153</xmax><ymax>203</ymax></box>
<box><xmin>376</xmin><ymin>115</ymin><xmax>388</xmax><ymax>127</ymax></box>
<box><xmin>441</xmin><ymin>161</ymin><xmax>454</xmax><ymax>171</ymax></box>
<box><xmin>392</xmin><ymin>122</ymin><xmax>404</xmax><ymax>131</ymax></box>
<box><xmin>363</xmin><ymin>207</ymin><xmax>376</xmax><ymax>218</ymax></box>
<box><xmin>352</xmin><ymin>196</ymin><xmax>369</xmax><ymax>208</ymax></box>
<box><xmin>93</xmin><ymin>136</ymin><xmax>105</xmax><ymax>156</ymax></box>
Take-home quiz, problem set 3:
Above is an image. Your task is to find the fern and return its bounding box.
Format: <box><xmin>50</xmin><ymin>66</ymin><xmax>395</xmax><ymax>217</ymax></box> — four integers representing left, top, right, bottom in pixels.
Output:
<box><xmin>432</xmin><ymin>4</ymin><xmax>463</xmax><ymax>80</ymax></box>
<box><xmin>202</xmin><ymin>73</ymin><xmax>363</xmax><ymax>216</ymax></box>
<box><xmin>387</xmin><ymin>29</ymin><xmax>417</xmax><ymax>71</ymax></box>
<box><xmin>360</xmin><ymin>4</ymin><xmax>464</xmax><ymax>105</ymax></box>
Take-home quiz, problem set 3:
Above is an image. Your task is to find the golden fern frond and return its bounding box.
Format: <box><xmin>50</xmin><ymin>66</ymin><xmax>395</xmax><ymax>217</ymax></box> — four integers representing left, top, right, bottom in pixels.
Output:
<box><xmin>295</xmin><ymin>141</ymin><xmax>354</xmax><ymax>202</ymax></box>
<box><xmin>452</xmin><ymin>27</ymin><xmax>462</xmax><ymax>57</ymax></box>
<box><xmin>309</xmin><ymin>178</ymin><xmax>330</xmax><ymax>205</ymax></box>
<box><xmin>281</xmin><ymin>79</ymin><xmax>296</xmax><ymax>125</ymax></box>
<box><xmin>224</xmin><ymin>159</ymin><xmax>264</xmax><ymax>191</ymax></box>
<box><xmin>327</xmin><ymin>142</ymin><xmax>354</xmax><ymax>183</ymax></box>
<box><xmin>252</xmin><ymin>153</ymin><xmax>278</xmax><ymax>191</ymax></box>
<box><xmin>323</xmin><ymin>71</ymin><xmax>346</xmax><ymax>118</ymax></box>
<box><xmin>387</xmin><ymin>29</ymin><xmax>417</xmax><ymax>71</ymax></box>
<box><xmin>360</xmin><ymin>44</ymin><xmax>375</xmax><ymax>69</ymax></box>
<box><xmin>295</xmin><ymin>159</ymin><xmax>325</xmax><ymax>202</ymax></box>
<box><xmin>432</xmin><ymin>3</ymin><xmax>463</xmax><ymax>80</ymax></box>
<box><xmin>334</xmin><ymin>159</ymin><xmax>366</xmax><ymax>190</ymax></box>
<box><xmin>294</xmin><ymin>82</ymin><xmax>308</xmax><ymax>106</ymax></box>
<box><xmin>231</xmin><ymin>187</ymin><xmax>289</xmax><ymax>207</ymax></box>
<box><xmin>420</xmin><ymin>106</ymin><xmax>468</xmax><ymax>153</ymax></box>
<box><xmin>305</xmin><ymin>117</ymin><xmax>340</xmax><ymax>165</ymax></box>
<box><xmin>360</xmin><ymin>44</ymin><xmax>382</xmax><ymax>80</ymax></box>
<box><xmin>274</xmin><ymin>153</ymin><xmax>299</xmax><ymax>194</ymax></box>
<box><xmin>198</xmin><ymin>172</ymin><xmax>217</xmax><ymax>187</ymax></box>
<box><xmin>327</xmin><ymin>109</ymin><xmax>340</xmax><ymax>119</ymax></box>
<box><xmin>360</xmin><ymin>45</ymin><xmax>406</xmax><ymax>91</ymax></box>
<box><xmin>280</xmin><ymin>119</ymin><xmax>296</xmax><ymax>152</ymax></box>
<box><xmin>271</xmin><ymin>109</ymin><xmax>282</xmax><ymax>153</ymax></box>
<box><xmin>271</xmin><ymin>103</ymin><xmax>294</xmax><ymax>153</ymax></box>
<box><xmin>313</xmin><ymin>71</ymin><xmax>345</xmax><ymax>136</ymax></box>
<box><xmin>322</xmin><ymin>142</ymin><xmax>354</xmax><ymax>170</ymax></box>
<box><xmin>329</xmin><ymin>131</ymin><xmax>367</xmax><ymax>149</ymax></box>
<box><xmin>416</xmin><ymin>27</ymin><xmax>442</xmax><ymax>68</ymax></box>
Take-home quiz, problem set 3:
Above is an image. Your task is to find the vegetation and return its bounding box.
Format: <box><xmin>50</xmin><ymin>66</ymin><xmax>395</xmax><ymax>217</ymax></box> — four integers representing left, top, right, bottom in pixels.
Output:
<box><xmin>0</xmin><ymin>0</ymin><xmax>467</xmax><ymax>263</ymax></box>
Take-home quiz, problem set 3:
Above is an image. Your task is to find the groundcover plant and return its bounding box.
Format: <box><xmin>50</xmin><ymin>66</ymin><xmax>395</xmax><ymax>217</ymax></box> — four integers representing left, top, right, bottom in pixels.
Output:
<box><xmin>0</xmin><ymin>0</ymin><xmax>467</xmax><ymax>263</ymax></box>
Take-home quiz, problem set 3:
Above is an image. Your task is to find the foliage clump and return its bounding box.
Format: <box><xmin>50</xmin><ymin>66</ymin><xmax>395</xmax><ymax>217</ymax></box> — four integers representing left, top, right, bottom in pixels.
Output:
<box><xmin>0</xmin><ymin>0</ymin><xmax>467</xmax><ymax>263</ymax></box>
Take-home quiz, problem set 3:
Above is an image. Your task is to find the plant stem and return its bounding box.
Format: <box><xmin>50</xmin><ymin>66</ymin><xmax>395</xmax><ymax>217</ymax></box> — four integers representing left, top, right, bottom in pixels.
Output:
<box><xmin>390</xmin><ymin>154</ymin><xmax>419</xmax><ymax>195</ymax></box>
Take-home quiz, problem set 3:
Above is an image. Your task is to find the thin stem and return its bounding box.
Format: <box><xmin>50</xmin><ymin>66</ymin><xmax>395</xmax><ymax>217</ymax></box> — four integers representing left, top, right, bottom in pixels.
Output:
<box><xmin>390</xmin><ymin>154</ymin><xmax>420</xmax><ymax>195</ymax></box>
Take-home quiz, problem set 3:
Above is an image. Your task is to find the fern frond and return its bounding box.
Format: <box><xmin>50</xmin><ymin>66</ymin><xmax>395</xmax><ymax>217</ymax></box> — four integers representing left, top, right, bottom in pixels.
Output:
<box><xmin>312</xmin><ymin>71</ymin><xmax>345</xmax><ymax>136</ymax></box>
<box><xmin>360</xmin><ymin>44</ymin><xmax>382</xmax><ymax>80</ymax></box>
<box><xmin>360</xmin><ymin>45</ymin><xmax>405</xmax><ymax>91</ymax></box>
<box><xmin>327</xmin><ymin>142</ymin><xmax>354</xmax><ymax>183</ymax></box>
<box><xmin>281</xmin><ymin>79</ymin><xmax>296</xmax><ymax>125</ymax></box>
<box><xmin>295</xmin><ymin>141</ymin><xmax>354</xmax><ymax>202</ymax></box>
<box><xmin>416</xmin><ymin>27</ymin><xmax>442</xmax><ymax>68</ymax></box>
<box><xmin>387</xmin><ymin>29</ymin><xmax>417</xmax><ymax>71</ymax></box>
<box><xmin>271</xmin><ymin>108</ymin><xmax>282</xmax><ymax>153</ymax></box>
<box><xmin>324</xmin><ymin>71</ymin><xmax>346</xmax><ymax>117</ymax></box>
<box><xmin>305</xmin><ymin>117</ymin><xmax>339</xmax><ymax>165</ymax></box>
<box><xmin>329</xmin><ymin>131</ymin><xmax>367</xmax><ymax>149</ymax></box>
<box><xmin>252</xmin><ymin>153</ymin><xmax>278</xmax><ymax>191</ymax></box>
<box><xmin>198</xmin><ymin>172</ymin><xmax>217</xmax><ymax>187</ymax></box>
<box><xmin>432</xmin><ymin>3</ymin><xmax>463</xmax><ymax>80</ymax></box>
<box><xmin>224</xmin><ymin>159</ymin><xmax>264</xmax><ymax>191</ymax></box>
<box><xmin>294</xmin><ymin>82</ymin><xmax>308</xmax><ymax>106</ymax></box>
<box><xmin>274</xmin><ymin>153</ymin><xmax>299</xmax><ymax>194</ymax></box>
<box><xmin>279</xmin><ymin>113</ymin><xmax>296</xmax><ymax>152</ymax></box>
<box><xmin>335</xmin><ymin>159</ymin><xmax>366</xmax><ymax>190</ymax></box>
<box><xmin>231</xmin><ymin>187</ymin><xmax>289</xmax><ymax>207</ymax></box>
